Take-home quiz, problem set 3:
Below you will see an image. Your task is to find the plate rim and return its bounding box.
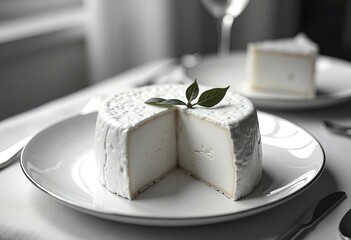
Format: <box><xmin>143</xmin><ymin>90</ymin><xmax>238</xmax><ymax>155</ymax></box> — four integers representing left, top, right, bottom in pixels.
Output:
<box><xmin>20</xmin><ymin>112</ymin><xmax>326</xmax><ymax>226</ymax></box>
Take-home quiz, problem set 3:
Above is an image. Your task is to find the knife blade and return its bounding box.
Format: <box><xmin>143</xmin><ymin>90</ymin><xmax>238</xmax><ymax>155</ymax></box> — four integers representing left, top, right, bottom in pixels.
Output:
<box><xmin>277</xmin><ymin>191</ymin><xmax>346</xmax><ymax>240</ymax></box>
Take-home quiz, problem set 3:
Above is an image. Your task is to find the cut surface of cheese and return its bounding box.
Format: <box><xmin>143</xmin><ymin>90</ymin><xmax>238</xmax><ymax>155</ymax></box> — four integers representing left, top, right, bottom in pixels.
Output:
<box><xmin>95</xmin><ymin>85</ymin><xmax>262</xmax><ymax>200</ymax></box>
<box><xmin>128</xmin><ymin>110</ymin><xmax>178</xmax><ymax>196</ymax></box>
<box><xmin>178</xmin><ymin>111</ymin><xmax>236</xmax><ymax>197</ymax></box>
<box><xmin>246</xmin><ymin>34</ymin><xmax>318</xmax><ymax>99</ymax></box>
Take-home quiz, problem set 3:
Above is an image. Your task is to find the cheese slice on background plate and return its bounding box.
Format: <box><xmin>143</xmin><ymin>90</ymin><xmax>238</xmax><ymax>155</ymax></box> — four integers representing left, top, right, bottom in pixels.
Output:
<box><xmin>246</xmin><ymin>34</ymin><xmax>319</xmax><ymax>99</ymax></box>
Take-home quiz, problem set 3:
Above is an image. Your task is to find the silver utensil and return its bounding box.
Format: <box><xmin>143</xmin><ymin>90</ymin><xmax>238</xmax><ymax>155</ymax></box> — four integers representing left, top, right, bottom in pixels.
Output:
<box><xmin>135</xmin><ymin>54</ymin><xmax>201</xmax><ymax>87</ymax></box>
<box><xmin>339</xmin><ymin>208</ymin><xmax>351</xmax><ymax>239</ymax></box>
<box><xmin>0</xmin><ymin>94</ymin><xmax>106</xmax><ymax>170</ymax></box>
<box><xmin>323</xmin><ymin>120</ymin><xmax>351</xmax><ymax>136</ymax></box>
<box><xmin>278</xmin><ymin>191</ymin><xmax>346</xmax><ymax>240</ymax></box>
<box><xmin>135</xmin><ymin>60</ymin><xmax>179</xmax><ymax>87</ymax></box>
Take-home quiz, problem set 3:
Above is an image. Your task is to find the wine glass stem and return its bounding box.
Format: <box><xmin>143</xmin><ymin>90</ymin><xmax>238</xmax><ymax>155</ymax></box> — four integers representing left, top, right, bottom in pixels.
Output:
<box><xmin>218</xmin><ymin>15</ymin><xmax>234</xmax><ymax>55</ymax></box>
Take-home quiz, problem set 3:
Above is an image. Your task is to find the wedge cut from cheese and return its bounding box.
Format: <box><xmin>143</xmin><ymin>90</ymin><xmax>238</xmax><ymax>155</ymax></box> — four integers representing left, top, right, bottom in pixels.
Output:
<box><xmin>246</xmin><ymin>34</ymin><xmax>318</xmax><ymax>99</ymax></box>
<box><xmin>95</xmin><ymin>85</ymin><xmax>262</xmax><ymax>200</ymax></box>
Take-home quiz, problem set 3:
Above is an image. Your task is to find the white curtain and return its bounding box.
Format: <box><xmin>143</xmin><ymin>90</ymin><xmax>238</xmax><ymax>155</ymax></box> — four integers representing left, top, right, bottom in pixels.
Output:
<box><xmin>84</xmin><ymin>0</ymin><xmax>301</xmax><ymax>83</ymax></box>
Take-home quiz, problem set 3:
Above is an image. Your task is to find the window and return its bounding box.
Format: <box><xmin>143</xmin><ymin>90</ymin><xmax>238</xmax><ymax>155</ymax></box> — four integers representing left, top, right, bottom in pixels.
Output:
<box><xmin>0</xmin><ymin>0</ymin><xmax>87</xmax><ymax>120</ymax></box>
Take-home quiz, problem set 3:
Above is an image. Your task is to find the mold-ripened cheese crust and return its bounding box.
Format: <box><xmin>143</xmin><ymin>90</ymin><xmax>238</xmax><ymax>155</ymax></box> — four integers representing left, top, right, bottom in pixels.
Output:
<box><xmin>95</xmin><ymin>84</ymin><xmax>262</xmax><ymax>200</ymax></box>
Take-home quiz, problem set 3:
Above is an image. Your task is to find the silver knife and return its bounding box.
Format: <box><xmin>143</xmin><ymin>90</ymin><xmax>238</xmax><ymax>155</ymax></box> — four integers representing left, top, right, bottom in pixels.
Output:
<box><xmin>278</xmin><ymin>191</ymin><xmax>346</xmax><ymax>240</ymax></box>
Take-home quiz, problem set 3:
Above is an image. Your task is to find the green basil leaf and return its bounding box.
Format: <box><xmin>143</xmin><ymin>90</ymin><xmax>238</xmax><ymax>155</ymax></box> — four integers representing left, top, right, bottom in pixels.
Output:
<box><xmin>160</xmin><ymin>99</ymin><xmax>187</xmax><ymax>106</ymax></box>
<box><xmin>145</xmin><ymin>98</ymin><xmax>186</xmax><ymax>107</ymax></box>
<box><xmin>186</xmin><ymin>79</ymin><xmax>199</xmax><ymax>102</ymax></box>
<box><xmin>196</xmin><ymin>86</ymin><xmax>230</xmax><ymax>107</ymax></box>
<box><xmin>144</xmin><ymin>97</ymin><xmax>166</xmax><ymax>106</ymax></box>
<box><xmin>145</xmin><ymin>81</ymin><xmax>230</xmax><ymax>109</ymax></box>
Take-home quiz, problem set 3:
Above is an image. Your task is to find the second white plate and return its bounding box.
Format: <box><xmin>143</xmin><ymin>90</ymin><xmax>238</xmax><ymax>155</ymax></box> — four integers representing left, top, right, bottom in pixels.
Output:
<box><xmin>185</xmin><ymin>52</ymin><xmax>351</xmax><ymax>110</ymax></box>
<box><xmin>21</xmin><ymin>112</ymin><xmax>325</xmax><ymax>226</ymax></box>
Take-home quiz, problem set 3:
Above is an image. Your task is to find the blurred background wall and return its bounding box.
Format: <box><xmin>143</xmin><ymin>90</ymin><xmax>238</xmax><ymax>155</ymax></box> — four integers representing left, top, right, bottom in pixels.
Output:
<box><xmin>0</xmin><ymin>0</ymin><xmax>350</xmax><ymax>120</ymax></box>
<box><xmin>0</xmin><ymin>0</ymin><xmax>86</xmax><ymax>120</ymax></box>
<box><xmin>85</xmin><ymin>0</ymin><xmax>302</xmax><ymax>83</ymax></box>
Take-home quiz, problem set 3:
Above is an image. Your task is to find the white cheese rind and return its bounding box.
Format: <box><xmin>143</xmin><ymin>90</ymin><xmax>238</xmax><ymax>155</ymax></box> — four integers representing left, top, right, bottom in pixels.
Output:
<box><xmin>246</xmin><ymin>34</ymin><xmax>318</xmax><ymax>99</ymax></box>
<box><xmin>95</xmin><ymin>84</ymin><xmax>262</xmax><ymax>200</ymax></box>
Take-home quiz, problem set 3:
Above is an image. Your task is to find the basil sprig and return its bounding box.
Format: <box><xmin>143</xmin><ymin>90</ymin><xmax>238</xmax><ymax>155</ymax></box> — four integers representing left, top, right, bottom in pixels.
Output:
<box><xmin>145</xmin><ymin>80</ymin><xmax>229</xmax><ymax>108</ymax></box>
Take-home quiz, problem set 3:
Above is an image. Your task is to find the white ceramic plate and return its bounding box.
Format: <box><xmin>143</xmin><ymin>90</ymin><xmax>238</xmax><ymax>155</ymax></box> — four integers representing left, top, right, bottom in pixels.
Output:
<box><xmin>185</xmin><ymin>52</ymin><xmax>351</xmax><ymax>110</ymax></box>
<box><xmin>21</xmin><ymin>112</ymin><xmax>325</xmax><ymax>226</ymax></box>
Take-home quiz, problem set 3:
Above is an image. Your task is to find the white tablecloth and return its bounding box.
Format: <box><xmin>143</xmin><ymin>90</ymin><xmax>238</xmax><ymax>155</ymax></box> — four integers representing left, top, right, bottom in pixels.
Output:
<box><xmin>1</xmin><ymin>58</ymin><xmax>351</xmax><ymax>240</ymax></box>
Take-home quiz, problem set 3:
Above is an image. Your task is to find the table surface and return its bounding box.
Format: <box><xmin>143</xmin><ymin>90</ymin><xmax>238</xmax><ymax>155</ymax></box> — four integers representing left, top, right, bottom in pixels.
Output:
<box><xmin>1</xmin><ymin>57</ymin><xmax>351</xmax><ymax>240</ymax></box>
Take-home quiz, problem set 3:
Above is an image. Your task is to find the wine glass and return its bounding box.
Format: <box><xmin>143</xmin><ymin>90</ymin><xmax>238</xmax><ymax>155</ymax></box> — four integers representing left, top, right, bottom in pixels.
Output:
<box><xmin>201</xmin><ymin>0</ymin><xmax>250</xmax><ymax>55</ymax></box>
